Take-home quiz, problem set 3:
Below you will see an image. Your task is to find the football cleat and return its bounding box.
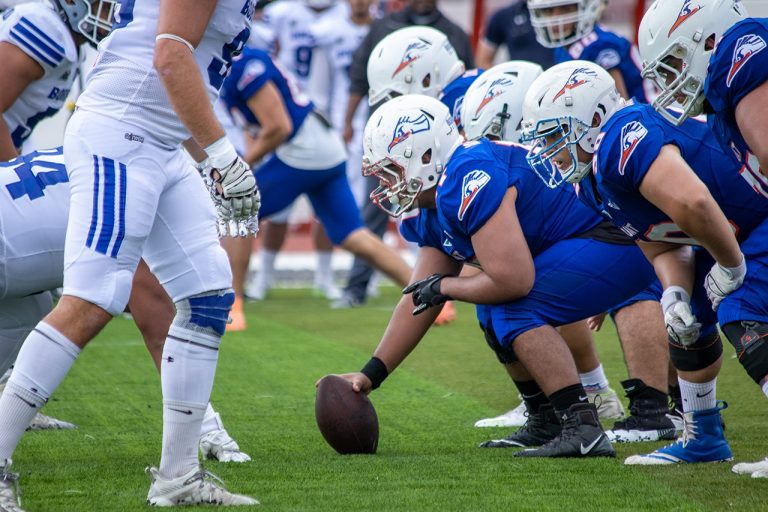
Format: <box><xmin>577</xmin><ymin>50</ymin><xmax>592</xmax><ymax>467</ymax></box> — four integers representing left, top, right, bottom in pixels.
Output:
<box><xmin>479</xmin><ymin>405</ymin><xmax>560</xmax><ymax>448</ymax></box>
<box><xmin>587</xmin><ymin>388</ymin><xmax>625</xmax><ymax>420</ymax></box>
<box><xmin>514</xmin><ymin>403</ymin><xmax>615</xmax><ymax>458</ymax></box>
<box><xmin>312</xmin><ymin>280</ymin><xmax>342</xmax><ymax>301</ymax></box>
<box><xmin>26</xmin><ymin>412</ymin><xmax>76</xmax><ymax>431</ymax></box>
<box><xmin>330</xmin><ymin>294</ymin><xmax>364</xmax><ymax>309</ymax></box>
<box><xmin>732</xmin><ymin>457</ymin><xmax>768</xmax><ymax>478</ymax></box>
<box><xmin>607</xmin><ymin>380</ymin><xmax>677</xmax><ymax>443</ymax></box>
<box><xmin>199</xmin><ymin>413</ymin><xmax>251</xmax><ymax>463</ymax></box>
<box><xmin>146</xmin><ymin>465</ymin><xmax>258</xmax><ymax>507</ymax></box>
<box><xmin>0</xmin><ymin>460</ymin><xmax>23</xmax><ymax>512</ymax></box>
<box><xmin>624</xmin><ymin>402</ymin><xmax>732</xmax><ymax>465</ymax></box>
<box><xmin>474</xmin><ymin>401</ymin><xmax>528</xmax><ymax>428</ymax></box>
<box><xmin>433</xmin><ymin>301</ymin><xmax>456</xmax><ymax>326</ymax></box>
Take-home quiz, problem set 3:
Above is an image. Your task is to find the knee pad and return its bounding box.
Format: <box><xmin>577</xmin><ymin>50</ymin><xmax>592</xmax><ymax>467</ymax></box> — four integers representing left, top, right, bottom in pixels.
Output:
<box><xmin>722</xmin><ymin>321</ymin><xmax>768</xmax><ymax>385</ymax></box>
<box><xmin>480</xmin><ymin>322</ymin><xmax>518</xmax><ymax>364</ymax></box>
<box><xmin>169</xmin><ymin>289</ymin><xmax>235</xmax><ymax>347</ymax></box>
<box><xmin>669</xmin><ymin>331</ymin><xmax>723</xmax><ymax>372</ymax></box>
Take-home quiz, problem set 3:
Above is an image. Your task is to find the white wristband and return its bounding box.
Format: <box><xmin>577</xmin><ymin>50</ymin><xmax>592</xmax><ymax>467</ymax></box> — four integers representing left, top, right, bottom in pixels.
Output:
<box><xmin>661</xmin><ymin>285</ymin><xmax>690</xmax><ymax>313</ymax></box>
<box><xmin>203</xmin><ymin>137</ymin><xmax>238</xmax><ymax>170</ymax></box>
<box><xmin>155</xmin><ymin>33</ymin><xmax>195</xmax><ymax>52</ymax></box>
<box><xmin>720</xmin><ymin>253</ymin><xmax>747</xmax><ymax>280</ymax></box>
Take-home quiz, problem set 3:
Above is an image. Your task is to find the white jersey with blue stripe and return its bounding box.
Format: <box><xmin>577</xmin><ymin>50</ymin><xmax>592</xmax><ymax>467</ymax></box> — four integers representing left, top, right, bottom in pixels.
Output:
<box><xmin>75</xmin><ymin>0</ymin><xmax>254</xmax><ymax>148</ymax></box>
<box><xmin>0</xmin><ymin>147</ymin><xmax>69</xmax><ymax>298</ymax></box>
<box><xmin>0</xmin><ymin>3</ymin><xmax>78</xmax><ymax>148</ymax></box>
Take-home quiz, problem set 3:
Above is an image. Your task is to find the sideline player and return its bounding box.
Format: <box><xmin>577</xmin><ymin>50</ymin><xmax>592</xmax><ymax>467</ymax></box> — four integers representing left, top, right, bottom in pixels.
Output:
<box><xmin>335</xmin><ymin>95</ymin><xmax>665</xmax><ymax>458</ymax></box>
<box><xmin>520</xmin><ymin>60</ymin><xmax>768</xmax><ymax>464</ymax></box>
<box><xmin>0</xmin><ymin>0</ymin><xmax>260</xmax><ymax>508</ymax></box>
<box><xmin>638</xmin><ymin>0</ymin><xmax>768</xmax><ymax>475</ymax></box>
<box><xmin>221</xmin><ymin>47</ymin><xmax>412</xmax><ymax>308</ymax></box>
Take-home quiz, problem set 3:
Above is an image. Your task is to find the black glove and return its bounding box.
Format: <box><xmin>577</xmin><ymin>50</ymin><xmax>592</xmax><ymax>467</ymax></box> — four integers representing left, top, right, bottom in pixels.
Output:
<box><xmin>402</xmin><ymin>273</ymin><xmax>453</xmax><ymax>315</ymax></box>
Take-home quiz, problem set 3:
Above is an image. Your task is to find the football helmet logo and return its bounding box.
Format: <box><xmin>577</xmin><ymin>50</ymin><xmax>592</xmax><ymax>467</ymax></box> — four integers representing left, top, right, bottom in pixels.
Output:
<box><xmin>553</xmin><ymin>67</ymin><xmax>598</xmax><ymax>102</ymax></box>
<box><xmin>619</xmin><ymin>121</ymin><xmax>648</xmax><ymax>175</ymax></box>
<box><xmin>391</xmin><ymin>41</ymin><xmax>431</xmax><ymax>78</ymax></box>
<box><xmin>727</xmin><ymin>34</ymin><xmax>767</xmax><ymax>87</ymax></box>
<box><xmin>668</xmin><ymin>0</ymin><xmax>703</xmax><ymax>37</ymax></box>
<box><xmin>474</xmin><ymin>77</ymin><xmax>514</xmax><ymax>116</ymax></box>
<box><xmin>388</xmin><ymin>113</ymin><xmax>431</xmax><ymax>152</ymax></box>
<box><xmin>458</xmin><ymin>170</ymin><xmax>491</xmax><ymax>221</ymax></box>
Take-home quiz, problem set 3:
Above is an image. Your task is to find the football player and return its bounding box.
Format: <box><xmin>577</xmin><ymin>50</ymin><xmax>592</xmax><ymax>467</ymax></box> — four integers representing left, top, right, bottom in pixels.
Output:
<box><xmin>221</xmin><ymin>46</ymin><xmax>412</xmax><ymax>311</ymax></box>
<box><xmin>335</xmin><ymin>94</ymin><xmax>668</xmax><ymax>458</ymax></box>
<box><xmin>462</xmin><ymin>63</ymin><xmax>677</xmax><ymax>443</ymax></box>
<box><xmin>0</xmin><ymin>0</ymin><xmax>260</xmax><ymax>508</ymax></box>
<box><xmin>638</xmin><ymin>0</ymin><xmax>768</xmax><ymax>475</ymax></box>
<box><xmin>521</xmin><ymin>60</ymin><xmax>768</xmax><ymax>466</ymax></box>
<box><xmin>527</xmin><ymin>0</ymin><xmax>654</xmax><ymax>102</ymax></box>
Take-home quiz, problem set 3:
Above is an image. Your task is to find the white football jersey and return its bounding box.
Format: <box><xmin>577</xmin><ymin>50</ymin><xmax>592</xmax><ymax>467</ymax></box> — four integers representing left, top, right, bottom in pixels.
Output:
<box><xmin>0</xmin><ymin>147</ymin><xmax>68</xmax><ymax>299</ymax></box>
<box><xmin>263</xmin><ymin>0</ymin><xmax>348</xmax><ymax>108</ymax></box>
<box><xmin>247</xmin><ymin>18</ymin><xmax>276</xmax><ymax>53</ymax></box>
<box><xmin>76</xmin><ymin>0</ymin><xmax>254</xmax><ymax>148</ymax></box>
<box><xmin>0</xmin><ymin>3</ymin><xmax>78</xmax><ymax>149</ymax></box>
<box><xmin>309</xmin><ymin>15</ymin><xmax>369</xmax><ymax>129</ymax></box>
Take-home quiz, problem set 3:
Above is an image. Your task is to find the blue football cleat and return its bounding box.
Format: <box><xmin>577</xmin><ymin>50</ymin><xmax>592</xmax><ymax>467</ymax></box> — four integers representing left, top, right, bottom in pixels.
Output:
<box><xmin>624</xmin><ymin>402</ymin><xmax>732</xmax><ymax>465</ymax></box>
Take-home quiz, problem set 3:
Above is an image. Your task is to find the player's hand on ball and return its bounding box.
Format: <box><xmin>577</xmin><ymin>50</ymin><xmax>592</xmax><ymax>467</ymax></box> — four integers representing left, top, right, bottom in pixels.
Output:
<box><xmin>661</xmin><ymin>286</ymin><xmax>701</xmax><ymax>347</ymax></box>
<box><xmin>317</xmin><ymin>372</ymin><xmax>373</xmax><ymax>394</ymax></box>
<box><xmin>705</xmin><ymin>254</ymin><xmax>746</xmax><ymax>311</ymax></box>
<box><xmin>403</xmin><ymin>273</ymin><xmax>453</xmax><ymax>315</ymax></box>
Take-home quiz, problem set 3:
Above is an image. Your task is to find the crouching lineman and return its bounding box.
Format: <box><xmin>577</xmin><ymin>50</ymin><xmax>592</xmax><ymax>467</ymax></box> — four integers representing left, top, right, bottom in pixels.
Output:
<box><xmin>220</xmin><ymin>46</ymin><xmax>412</xmax><ymax>310</ymax></box>
<box><xmin>332</xmin><ymin>94</ymin><xmax>666</xmax><ymax>458</ymax></box>
<box><xmin>520</xmin><ymin>60</ymin><xmax>768</xmax><ymax>466</ymax></box>
<box><xmin>460</xmin><ymin>63</ymin><xmax>676</xmax><ymax>443</ymax></box>
<box><xmin>0</xmin><ymin>148</ymin><xmax>252</xmax><ymax>462</ymax></box>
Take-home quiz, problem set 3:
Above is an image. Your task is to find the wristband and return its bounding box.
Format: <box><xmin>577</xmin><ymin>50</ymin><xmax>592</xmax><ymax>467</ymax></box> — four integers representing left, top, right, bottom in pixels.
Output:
<box><xmin>203</xmin><ymin>136</ymin><xmax>238</xmax><ymax>170</ymax></box>
<box><xmin>720</xmin><ymin>254</ymin><xmax>747</xmax><ymax>280</ymax></box>
<box><xmin>360</xmin><ymin>357</ymin><xmax>389</xmax><ymax>390</ymax></box>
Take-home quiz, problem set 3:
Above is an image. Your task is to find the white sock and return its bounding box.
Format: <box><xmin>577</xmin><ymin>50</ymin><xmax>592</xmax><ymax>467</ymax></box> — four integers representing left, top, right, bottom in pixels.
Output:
<box><xmin>159</xmin><ymin>336</ymin><xmax>219</xmax><ymax>478</ymax></box>
<box><xmin>0</xmin><ymin>322</ymin><xmax>80</xmax><ymax>460</ymax></box>
<box><xmin>678</xmin><ymin>376</ymin><xmax>717</xmax><ymax>412</ymax></box>
<box><xmin>255</xmin><ymin>250</ymin><xmax>277</xmax><ymax>289</ymax></box>
<box><xmin>200</xmin><ymin>403</ymin><xmax>221</xmax><ymax>436</ymax></box>
<box><xmin>315</xmin><ymin>251</ymin><xmax>333</xmax><ymax>286</ymax></box>
<box><xmin>762</xmin><ymin>380</ymin><xmax>768</xmax><ymax>399</ymax></box>
<box><xmin>580</xmin><ymin>364</ymin><xmax>610</xmax><ymax>394</ymax></box>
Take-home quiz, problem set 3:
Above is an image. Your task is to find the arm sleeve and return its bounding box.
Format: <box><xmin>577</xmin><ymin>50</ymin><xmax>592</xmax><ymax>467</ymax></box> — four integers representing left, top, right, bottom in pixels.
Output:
<box><xmin>599</xmin><ymin>118</ymin><xmax>665</xmax><ymax>191</ymax></box>
<box><xmin>483</xmin><ymin>10</ymin><xmax>505</xmax><ymax>48</ymax></box>
<box><xmin>234</xmin><ymin>58</ymin><xmax>270</xmax><ymax>102</ymax></box>
<box><xmin>440</xmin><ymin>161</ymin><xmax>506</xmax><ymax>237</ymax></box>
<box><xmin>2</xmin><ymin>8</ymin><xmax>70</xmax><ymax>73</ymax></box>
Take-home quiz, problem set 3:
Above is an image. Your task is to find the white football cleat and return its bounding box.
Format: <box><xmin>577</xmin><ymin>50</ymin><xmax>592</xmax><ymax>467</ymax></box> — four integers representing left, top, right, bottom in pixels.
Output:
<box><xmin>474</xmin><ymin>402</ymin><xmax>528</xmax><ymax>428</ymax></box>
<box><xmin>146</xmin><ymin>466</ymin><xmax>258</xmax><ymax>507</ymax></box>
<box><xmin>588</xmin><ymin>388</ymin><xmax>625</xmax><ymax>420</ymax></box>
<box><xmin>732</xmin><ymin>457</ymin><xmax>768</xmax><ymax>477</ymax></box>
<box><xmin>313</xmin><ymin>280</ymin><xmax>342</xmax><ymax>301</ymax></box>
<box><xmin>27</xmin><ymin>412</ymin><xmax>76</xmax><ymax>431</ymax></box>
<box><xmin>0</xmin><ymin>460</ymin><xmax>24</xmax><ymax>512</ymax></box>
<box><xmin>200</xmin><ymin>414</ymin><xmax>251</xmax><ymax>463</ymax></box>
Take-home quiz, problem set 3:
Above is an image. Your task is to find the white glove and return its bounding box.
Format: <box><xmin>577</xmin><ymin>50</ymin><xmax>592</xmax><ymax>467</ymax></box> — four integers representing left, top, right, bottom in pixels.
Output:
<box><xmin>661</xmin><ymin>286</ymin><xmax>701</xmax><ymax>347</ymax></box>
<box><xmin>705</xmin><ymin>254</ymin><xmax>747</xmax><ymax>311</ymax></box>
<box><xmin>203</xmin><ymin>137</ymin><xmax>257</xmax><ymax>199</ymax></box>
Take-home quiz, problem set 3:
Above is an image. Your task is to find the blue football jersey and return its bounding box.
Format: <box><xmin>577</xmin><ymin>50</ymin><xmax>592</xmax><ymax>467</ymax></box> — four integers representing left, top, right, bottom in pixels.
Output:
<box><xmin>587</xmin><ymin>103</ymin><xmax>768</xmax><ymax>244</ymax></box>
<box><xmin>555</xmin><ymin>25</ymin><xmax>649</xmax><ymax>103</ymax></box>
<box><xmin>704</xmin><ymin>18</ymin><xmax>768</xmax><ymax>198</ymax></box>
<box><xmin>439</xmin><ymin>68</ymin><xmax>483</xmax><ymax>130</ymax></box>
<box><xmin>401</xmin><ymin>139</ymin><xmax>602</xmax><ymax>263</ymax></box>
<box><xmin>221</xmin><ymin>47</ymin><xmax>313</xmax><ymax>140</ymax></box>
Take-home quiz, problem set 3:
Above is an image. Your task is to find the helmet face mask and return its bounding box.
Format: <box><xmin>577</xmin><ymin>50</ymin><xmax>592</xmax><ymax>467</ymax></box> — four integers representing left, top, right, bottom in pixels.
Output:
<box><xmin>521</xmin><ymin>116</ymin><xmax>591</xmax><ymax>188</ymax></box>
<box><xmin>53</xmin><ymin>0</ymin><xmax>117</xmax><ymax>47</ymax></box>
<box><xmin>637</xmin><ymin>0</ymin><xmax>748</xmax><ymax>125</ymax></box>
<box><xmin>362</xmin><ymin>95</ymin><xmax>462</xmax><ymax>217</ymax></box>
<box><xmin>528</xmin><ymin>0</ymin><xmax>605</xmax><ymax>48</ymax></box>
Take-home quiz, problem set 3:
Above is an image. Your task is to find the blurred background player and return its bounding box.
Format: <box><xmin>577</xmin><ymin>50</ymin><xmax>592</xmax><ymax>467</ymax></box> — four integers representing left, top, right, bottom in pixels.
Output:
<box><xmin>336</xmin><ymin>0</ymin><xmax>474</xmax><ymax>309</ymax></box>
<box><xmin>475</xmin><ymin>0</ymin><xmax>554</xmax><ymax>69</ymax></box>
<box><xmin>221</xmin><ymin>46</ymin><xmax>412</xmax><ymax>322</ymax></box>
<box><xmin>528</xmin><ymin>0</ymin><xmax>654</xmax><ymax>101</ymax></box>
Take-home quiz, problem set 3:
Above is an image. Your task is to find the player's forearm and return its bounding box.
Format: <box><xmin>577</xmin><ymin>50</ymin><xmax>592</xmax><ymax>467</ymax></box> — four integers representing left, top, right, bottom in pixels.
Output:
<box><xmin>372</xmin><ymin>295</ymin><xmax>440</xmax><ymax>373</ymax></box>
<box><xmin>344</xmin><ymin>93</ymin><xmax>363</xmax><ymax>127</ymax></box>
<box><xmin>0</xmin><ymin>121</ymin><xmax>19</xmax><ymax>161</ymax></box>
<box><xmin>244</xmin><ymin>128</ymin><xmax>288</xmax><ymax>166</ymax></box>
<box><xmin>154</xmin><ymin>41</ymin><xmax>225</xmax><ymax>148</ymax></box>
<box><xmin>673</xmin><ymin>197</ymin><xmax>743</xmax><ymax>268</ymax></box>
<box><xmin>441</xmin><ymin>270</ymin><xmax>532</xmax><ymax>305</ymax></box>
<box><xmin>640</xmin><ymin>242</ymin><xmax>695</xmax><ymax>293</ymax></box>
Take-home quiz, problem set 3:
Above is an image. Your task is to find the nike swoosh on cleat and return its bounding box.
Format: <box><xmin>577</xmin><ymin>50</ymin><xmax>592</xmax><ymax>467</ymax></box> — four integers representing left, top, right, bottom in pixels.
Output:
<box><xmin>695</xmin><ymin>390</ymin><xmax>713</xmax><ymax>398</ymax></box>
<box><xmin>169</xmin><ymin>408</ymin><xmax>193</xmax><ymax>415</ymax></box>
<box><xmin>13</xmin><ymin>393</ymin><xmax>36</xmax><ymax>408</ymax></box>
<box><xmin>580</xmin><ymin>435</ymin><xmax>604</xmax><ymax>455</ymax></box>
<box><xmin>578</xmin><ymin>396</ymin><xmax>588</xmax><ymax>402</ymax></box>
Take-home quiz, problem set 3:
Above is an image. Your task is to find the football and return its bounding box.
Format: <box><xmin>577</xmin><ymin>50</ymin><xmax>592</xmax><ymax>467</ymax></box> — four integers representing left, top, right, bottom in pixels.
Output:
<box><xmin>315</xmin><ymin>375</ymin><xmax>379</xmax><ymax>454</ymax></box>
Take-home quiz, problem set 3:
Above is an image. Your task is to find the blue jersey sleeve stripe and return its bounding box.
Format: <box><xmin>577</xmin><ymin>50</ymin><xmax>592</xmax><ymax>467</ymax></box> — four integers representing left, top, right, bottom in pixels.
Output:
<box><xmin>18</xmin><ymin>16</ymin><xmax>66</xmax><ymax>54</ymax></box>
<box><xmin>10</xmin><ymin>25</ymin><xmax>63</xmax><ymax>67</ymax></box>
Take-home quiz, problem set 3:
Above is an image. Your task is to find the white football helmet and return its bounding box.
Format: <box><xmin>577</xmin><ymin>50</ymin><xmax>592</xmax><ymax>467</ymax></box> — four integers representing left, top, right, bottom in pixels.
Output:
<box><xmin>304</xmin><ymin>0</ymin><xmax>336</xmax><ymax>9</ymax></box>
<box><xmin>362</xmin><ymin>94</ymin><xmax>463</xmax><ymax>217</ymax></box>
<box><xmin>520</xmin><ymin>60</ymin><xmax>621</xmax><ymax>188</ymax></box>
<box><xmin>367</xmin><ymin>26</ymin><xmax>466</xmax><ymax>106</ymax></box>
<box><xmin>638</xmin><ymin>0</ymin><xmax>747</xmax><ymax>125</ymax></box>
<box><xmin>461</xmin><ymin>61</ymin><xmax>544</xmax><ymax>142</ymax></box>
<box><xmin>528</xmin><ymin>0</ymin><xmax>606</xmax><ymax>48</ymax></box>
<box><xmin>51</xmin><ymin>0</ymin><xmax>117</xmax><ymax>47</ymax></box>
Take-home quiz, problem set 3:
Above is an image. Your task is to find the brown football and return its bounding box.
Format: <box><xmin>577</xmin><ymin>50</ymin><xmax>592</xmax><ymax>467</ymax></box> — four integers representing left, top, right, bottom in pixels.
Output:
<box><xmin>315</xmin><ymin>375</ymin><xmax>379</xmax><ymax>454</ymax></box>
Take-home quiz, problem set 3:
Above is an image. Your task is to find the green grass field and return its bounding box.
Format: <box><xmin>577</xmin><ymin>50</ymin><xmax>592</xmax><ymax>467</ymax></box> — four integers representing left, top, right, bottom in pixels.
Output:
<box><xmin>13</xmin><ymin>288</ymin><xmax>767</xmax><ymax>511</ymax></box>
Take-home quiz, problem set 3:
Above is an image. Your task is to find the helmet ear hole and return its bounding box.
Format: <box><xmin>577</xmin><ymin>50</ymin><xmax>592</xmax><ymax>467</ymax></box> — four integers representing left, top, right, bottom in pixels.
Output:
<box><xmin>421</xmin><ymin>148</ymin><xmax>432</xmax><ymax>164</ymax></box>
<box><xmin>422</xmin><ymin>74</ymin><xmax>431</xmax><ymax>88</ymax></box>
<box><xmin>705</xmin><ymin>34</ymin><xmax>716</xmax><ymax>52</ymax></box>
